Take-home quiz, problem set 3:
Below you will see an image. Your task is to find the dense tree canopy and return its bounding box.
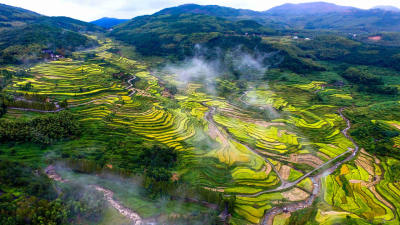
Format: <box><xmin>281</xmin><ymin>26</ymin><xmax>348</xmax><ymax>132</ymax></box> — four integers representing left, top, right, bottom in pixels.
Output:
<box><xmin>0</xmin><ymin>111</ymin><xmax>80</xmax><ymax>145</ymax></box>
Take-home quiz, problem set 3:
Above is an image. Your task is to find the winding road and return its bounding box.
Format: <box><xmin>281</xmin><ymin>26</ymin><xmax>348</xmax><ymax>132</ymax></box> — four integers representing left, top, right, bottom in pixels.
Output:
<box><xmin>127</xmin><ymin>75</ymin><xmax>137</xmax><ymax>97</ymax></box>
<box><xmin>204</xmin><ymin>96</ymin><xmax>360</xmax><ymax>225</ymax></box>
<box><xmin>204</xmin><ymin>104</ymin><xmax>285</xmax><ymax>187</ymax></box>
<box><xmin>261</xmin><ymin>108</ymin><xmax>359</xmax><ymax>224</ymax></box>
<box><xmin>15</xmin><ymin>73</ymin><xmax>361</xmax><ymax>225</ymax></box>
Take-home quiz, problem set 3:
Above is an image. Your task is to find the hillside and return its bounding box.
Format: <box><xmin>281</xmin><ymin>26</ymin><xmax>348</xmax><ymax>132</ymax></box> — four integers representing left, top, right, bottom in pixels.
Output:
<box><xmin>264</xmin><ymin>2</ymin><xmax>400</xmax><ymax>32</ymax></box>
<box><xmin>148</xmin><ymin>3</ymin><xmax>400</xmax><ymax>33</ymax></box>
<box><xmin>0</xmin><ymin>3</ymin><xmax>100</xmax><ymax>31</ymax></box>
<box><xmin>0</xmin><ymin>3</ymin><xmax>40</xmax><ymax>28</ymax></box>
<box><xmin>39</xmin><ymin>16</ymin><xmax>101</xmax><ymax>32</ymax></box>
<box><xmin>1</xmin><ymin>36</ymin><xmax>400</xmax><ymax>225</ymax></box>
<box><xmin>91</xmin><ymin>17</ymin><xmax>129</xmax><ymax>29</ymax></box>
<box><xmin>0</xmin><ymin>24</ymin><xmax>97</xmax><ymax>64</ymax></box>
<box><xmin>372</xmin><ymin>5</ymin><xmax>400</xmax><ymax>12</ymax></box>
<box><xmin>156</xmin><ymin>4</ymin><xmax>263</xmax><ymax>19</ymax></box>
<box><xmin>1</xmin><ymin>2</ymin><xmax>400</xmax><ymax>225</ymax></box>
<box><xmin>0</xmin><ymin>3</ymin><xmax>101</xmax><ymax>64</ymax></box>
<box><xmin>266</xmin><ymin>2</ymin><xmax>356</xmax><ymax>15</ymax></box>
<box><xmin>154</xmin><ymin>4</ymin><xmax>284</xmax><ymax>28</ymax></box>
<box><xmin>110</xmin><ymin>13</ymin><xmax>275</xmax><ymax>57</ymax></box>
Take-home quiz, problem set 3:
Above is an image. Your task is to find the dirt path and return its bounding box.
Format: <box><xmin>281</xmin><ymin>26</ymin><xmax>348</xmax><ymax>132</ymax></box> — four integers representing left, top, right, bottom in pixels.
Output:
<box><xmin>205</xmin><ymin>106</ymin><xmax>230</xmax><ymax>148</ymax></box>
<box><xmin>203</xmin><ymin>104</ymin><xmax>356</xmax><ymax>197</ymax></box>
<box><xmin>68</xmin><ymin>95</ymin><xmax>118</xmax><ymax>107</ymax></box>
<box><xmin>202</xmin><ymin>103</ymin><xmax>286</xmax><ymax>188</ymax></box>
<box><xmin>262</xmin><ymin>177</ymin><xmax>320</xmax><ymax>225</ymax></box>
<box><xmin>207</xmin><ymin>95</ymin><xmax>361</xmax><ymax>224</ymax></box>
<box><xmin>252</xmin><ymin>149</ymin><xmax>352</xmax><ymax>196</ymax></box>
<box><xmin>45</xmin><ymin>165</ymin><xmax>143</xmax><ymax>225</ymax></box>
<box><xmin>352</xmin><ymin>151</ymin><xmax>397</xmax><ymax>216</ymax></box>
<box><xmin>261</xmin><ymin>108</ymin><xmax>360</xmax><ymax>224</ymax></box>
<box><xmin>390</xmin><ymin>123</ymin><xmax>400</xmax><ymax>131</ymax></box>
<box><xmin>127</xmin><ymin>76</ymin><xmax>137</xmax><ymax>97</ymax></box>
<box><xmin>8</xmin><ymin>107</ymin><xmax>64</xmax><ymax>113</ymax></box>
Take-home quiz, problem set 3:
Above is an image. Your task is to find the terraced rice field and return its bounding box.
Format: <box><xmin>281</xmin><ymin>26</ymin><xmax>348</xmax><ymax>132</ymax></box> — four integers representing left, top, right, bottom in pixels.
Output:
<box><xmin>169</xmin><ymin>80</ymin><xmax>359</xmax><ymax>223</ymax></box>
<box><xmin>319</xmin><ymin>150</ymin><xmax>400</xmax><ymax>224</ymax></box>
<box><xmin>4</xmin><ymin>36</ymin><xmax>400</xmax><ymax>225</ymax></box>
<box><xmin>9</xmin><ymin>60</ymin><xmax>123</xmax><ymax>98</ymax></box>
<box><xmin>241</xmin><ymin>87</ymin><xmax>352</xmax><ymax>170</ymax></box>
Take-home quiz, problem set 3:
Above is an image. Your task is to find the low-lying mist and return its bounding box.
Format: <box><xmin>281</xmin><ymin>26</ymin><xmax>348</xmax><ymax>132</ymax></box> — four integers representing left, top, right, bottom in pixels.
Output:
<box><xmin>161</xmin><ymin>45</ymin><xmax>281</xmax><ymax>94</ymax></box>
<box><xmin>51</xmin><ymin>162</ymin><xmax>219</xmax><ymax>225</ymax></box>
<box><xmin>160</xmin><ymin>44</ymin><xmax>284</xmax><ymax>123</ymax></box>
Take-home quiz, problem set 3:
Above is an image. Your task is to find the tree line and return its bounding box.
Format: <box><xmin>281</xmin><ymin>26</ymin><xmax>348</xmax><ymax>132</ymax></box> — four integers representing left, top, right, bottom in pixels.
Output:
<box><xmin>0</xmin><ymin>160</ymin><xmax>106</xmax><ymax>225</ymax></box>
<box><xmin>342</xmin><ymin>67</ymin><xmax>398</xmax><ymax>96</ymax></box>
<box><xmin>0</xmin><ymin>111</ymin><xmax>80</xmax><ymax>145</ymax></box>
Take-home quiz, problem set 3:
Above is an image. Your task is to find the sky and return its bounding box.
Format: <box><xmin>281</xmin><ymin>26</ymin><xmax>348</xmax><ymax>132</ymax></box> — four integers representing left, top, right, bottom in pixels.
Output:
<box><xmin>1</xmin><ymin>0</ymin><xmax>400</xmax><ymax>21</ymax></box>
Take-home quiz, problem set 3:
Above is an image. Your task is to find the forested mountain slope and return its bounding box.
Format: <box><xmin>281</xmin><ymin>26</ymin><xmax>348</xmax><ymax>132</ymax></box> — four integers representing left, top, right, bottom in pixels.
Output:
<box><xmin>0</xmin><ymin>4</ymin><xmax>101</xmax><ymax>64</ymax></box>
<box><xmin>144</xmin><ymin>3</ymin><xmax>400</xmax><ymax>32</ymax></box>
<box><xmin>110</xmin><ymin>13</ymin><xmax>275</xmax><ymax>57</ymax></box>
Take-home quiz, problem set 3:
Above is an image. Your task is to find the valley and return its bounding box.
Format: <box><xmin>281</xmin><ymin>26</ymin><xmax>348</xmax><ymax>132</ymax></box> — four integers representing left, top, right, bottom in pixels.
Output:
<box><xmin>1</xmin><ymin>1</ymin><xmax>400</xmax><ymax>225</ymax></box>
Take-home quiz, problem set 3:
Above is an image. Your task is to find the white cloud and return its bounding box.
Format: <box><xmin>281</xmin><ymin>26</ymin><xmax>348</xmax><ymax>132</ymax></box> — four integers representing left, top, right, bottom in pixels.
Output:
<box><xmin>1</xmin><ymin>0</ymin><xmax>400</xmax><ymax>21</ymax></box>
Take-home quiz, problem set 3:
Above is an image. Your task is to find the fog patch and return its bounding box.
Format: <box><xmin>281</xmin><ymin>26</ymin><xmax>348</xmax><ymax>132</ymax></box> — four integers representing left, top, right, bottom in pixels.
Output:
<box><xmin>163</xmin><ymin>56</ymin><xmax>220</xmax><ymax>95</ymax></box>
<box><xmin>49</xmin><ymin>162</ymin><xmax>218</xmax><ymax>225</ymax></box>
<box><xmin>225</xmin><ymin>46</ymin><xmax>275</xmax><ymax>80</ymax></box>
<box><xmin>161</xmin><ymin>45</ymin><xmax>278</xmax><ymax>95</ymax></box>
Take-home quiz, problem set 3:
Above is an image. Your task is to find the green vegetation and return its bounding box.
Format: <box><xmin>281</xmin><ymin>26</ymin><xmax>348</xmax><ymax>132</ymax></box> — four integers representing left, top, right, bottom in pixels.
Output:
<box><xmin>0</xmin><ymin>3</ymin><xmax>100</xmax><ymax>65</ymax></box>
<box><xmin>0</xmin><ymin>111</ymin><xmax>80</xmax><ymax>145</ymax></box>
<box><xmin>266</xmin><ymin>2</ymin><xmax>400</xmax><ymax>32</ymax></box>
<box><xmin>0</xmin><ymin>24</ymin><xmax>97</xmax><ymax>64</ymax></box>
<box><xmin>111</xmin><ymin>13</ymin><xmax>273</xmax><ymax>58</ymax></box>
<box><xmin>1</xmin><ymin>2</ymin><xmax>400</xmax><ymax>225</ymax></box>
<box><xmin>1</xmin><ymin>33</ymin><xmax>398</xmax><ymax>224</ymax></box>
<box><xmin>341</xmin><ymin>67</ymin><xmax>382</xmax><ymax>85</ymax></box>
<box><xmin>350</xmin><ymin>120</ymin><xmax>400</xmax><ymax>157</ymax></box>
<box><xmin>0</xmin><ymin>160</ymin><xmax>106</xmax><ymax>225</ymax></box>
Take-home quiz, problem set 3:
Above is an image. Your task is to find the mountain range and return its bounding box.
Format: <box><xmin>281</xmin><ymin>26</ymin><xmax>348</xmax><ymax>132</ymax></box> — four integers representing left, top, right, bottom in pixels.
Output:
<box><xmin>2</xmin><ymin>1</ymin><xmax>400</xmax><ymax>65</ymax></box>
<box><xmin>0</xmin><ymin>3</ymin><xmax>100</xmax><ymax>32</ymax></box>
<box><xmin>146</xmin><ymin>2</ymin><xmax>400</xmax><ymax>32</ymax></box>
<box><xmin>3</xmin><ymin>1</ymin><xmax>400</xmax><ymax>33</ymax></box>
<box><xmin>372</xmin><ymin>5</ymin><xmax>400</xmax><ymax>12</ymax></box>
<box><xmin>91</xmin><ymin>17</ymin><xmax>129</xmax><ymax>29</ymax></box>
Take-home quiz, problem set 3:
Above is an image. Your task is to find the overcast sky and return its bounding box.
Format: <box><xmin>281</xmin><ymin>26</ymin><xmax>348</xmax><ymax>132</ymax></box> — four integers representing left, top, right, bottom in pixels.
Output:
<box><xmin>1</xmin><ymin>0</ymin><xmax>400</xmax><ymax>21</ymax></box>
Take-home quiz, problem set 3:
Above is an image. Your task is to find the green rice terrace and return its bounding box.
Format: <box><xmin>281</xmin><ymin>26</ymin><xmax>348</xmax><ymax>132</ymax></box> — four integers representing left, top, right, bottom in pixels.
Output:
<box><xmin>1</xmin><ymin>2</ymin><xmax>400</xmax><ymax>224</ymax></box>
<box><xmin>1</xmin><ymin>34</ymin><xmax>400</xmax><ymax>225</ymax></box>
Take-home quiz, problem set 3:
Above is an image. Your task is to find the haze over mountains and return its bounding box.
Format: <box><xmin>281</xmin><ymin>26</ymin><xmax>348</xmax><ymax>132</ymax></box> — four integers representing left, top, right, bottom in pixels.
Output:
<box><xmin>2</xmin><ymin>0</ymin><xmax>400</xmax><ymax>65</ymax></box>
<box><xmin>266</xmin><ymin>2</ymin><xmax>357</xmax><ymax>15</ymax></box>
<box><xmin>88</xmin><ymin>2</ymin><xmax>400</xmax><ymax>32</ymax></box>
<box><xmin>91</xmin><ymin>17</ymin><xmax>129</xmax><ymax>29</ymax></box>
<box><xmin>372</xmin><ymin>5</ymin><xmax>400</xmax><ymax>12</ymax></box>
<box><xmin>0</xmin><ymin>3</ymin><xmax>100</xmax><ymax>31</ymax></box>
<box><xmin>147</xmin><ymin>2</ymin><xmax>400</xmax><ymax>32</ymax></box>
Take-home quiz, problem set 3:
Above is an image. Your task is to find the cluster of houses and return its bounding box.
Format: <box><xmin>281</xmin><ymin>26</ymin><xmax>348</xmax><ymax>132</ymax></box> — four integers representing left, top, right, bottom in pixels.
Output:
<box><xmin>242</xmin><ymin>32</ymin><xmax>312</xmax><ymax>41</ymax></box>
<box><xmin>292</xmin><ymin>36</ymin><xmax>311</xmax><ymax>41</ymax></box>
<box><xmin>244</xmin><ymin>32</ymin><xmax>268</xmax><ymax>37</ymax></box>
<box><xmin>41</xmin><ymin>49</ymin><xmax>64</xmax><ymax>61</ymax></box>
<box><xmin>349</xmin><ymin>33</ymin><xmax>384</xmax><ymax>42</ymax></box>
